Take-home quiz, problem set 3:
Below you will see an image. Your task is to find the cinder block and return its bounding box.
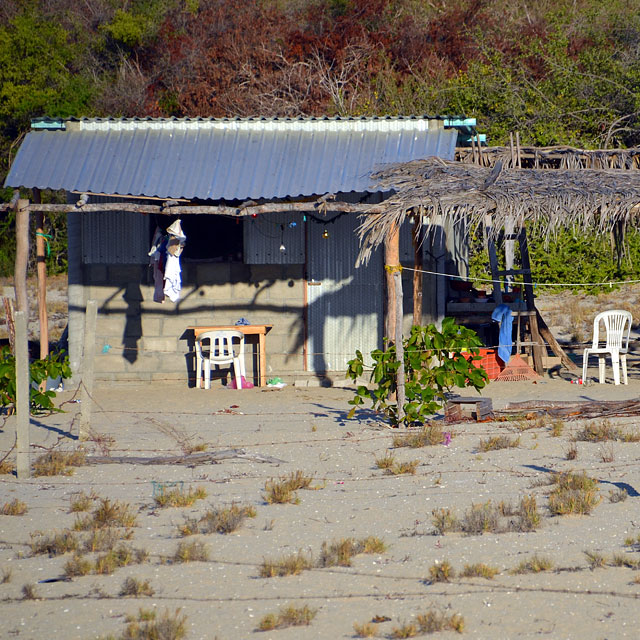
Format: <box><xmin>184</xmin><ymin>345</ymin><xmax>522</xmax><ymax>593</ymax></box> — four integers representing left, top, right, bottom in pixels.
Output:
<box><xmin>142</xmin><ymin>337</ymin><xmax>179</xmax><ymax>353</ymax></box>
<box><xmin>195</xmin><ymin>263</ymin><xmax>231</xmax><ymax>284</ymax></box>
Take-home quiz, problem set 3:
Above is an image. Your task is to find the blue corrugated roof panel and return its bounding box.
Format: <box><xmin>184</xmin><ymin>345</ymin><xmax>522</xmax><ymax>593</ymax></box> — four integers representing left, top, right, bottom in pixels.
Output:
<box><xmin>5</xmin><ymin>116</ymin><xmax>458</xmax><ymax>200</ymax></box>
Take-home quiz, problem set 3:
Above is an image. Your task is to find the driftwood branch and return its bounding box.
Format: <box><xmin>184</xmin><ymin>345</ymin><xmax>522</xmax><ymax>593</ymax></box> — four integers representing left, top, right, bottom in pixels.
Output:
<box><xmin>84</xmin><ymin>449</ymin><xmax>286</xmax><ymax>466</ymax></box>
<box><xmin>0</xmin><ymin>201</ymin><xmax>382</xmax><ymax>216</ymax></box>
<box><xmin>500</xmin><ymin>399</ymin><xmax>640</xmax><ymax>421</ymax></box>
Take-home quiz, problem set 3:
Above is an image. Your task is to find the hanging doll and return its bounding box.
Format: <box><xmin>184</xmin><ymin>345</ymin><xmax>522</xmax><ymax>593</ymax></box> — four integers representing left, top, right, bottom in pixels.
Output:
<box><xmin>148</xmin><ymin>219</ymin><xmax>187</xmax><ymax>303</ymax></box>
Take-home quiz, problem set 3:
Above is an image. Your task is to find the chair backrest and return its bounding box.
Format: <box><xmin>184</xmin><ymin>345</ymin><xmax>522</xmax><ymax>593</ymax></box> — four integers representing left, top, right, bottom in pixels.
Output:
<box><xmin>592</xmin><ymin>310</ymin><xmax>632</xmax><ymax>350</ymax></box>
<box><xmin>197</xmin><ymin>330</ymin><xmax>245</xmax><ymax>363</ymax></box>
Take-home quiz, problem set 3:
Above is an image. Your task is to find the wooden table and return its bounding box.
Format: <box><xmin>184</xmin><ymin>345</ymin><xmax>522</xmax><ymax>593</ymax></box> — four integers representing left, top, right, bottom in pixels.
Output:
<box><xmin>188</xmin><ymin>325</ymin><xmax>273</xmax><ymax>387</ymax></box>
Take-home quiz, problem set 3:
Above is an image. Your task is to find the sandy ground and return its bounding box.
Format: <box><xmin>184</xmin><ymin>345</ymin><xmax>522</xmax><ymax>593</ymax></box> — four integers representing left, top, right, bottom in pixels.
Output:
<box><xmin>1</xmin><ymin>375</ymin><xmax>640</xmax><ymax>640</ymax></box>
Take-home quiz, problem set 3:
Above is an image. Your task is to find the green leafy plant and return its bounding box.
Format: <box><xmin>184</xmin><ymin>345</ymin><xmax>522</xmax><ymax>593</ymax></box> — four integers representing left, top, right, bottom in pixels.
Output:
<box><xmin>0</xmin><ymin>345</ymin><xmax>71</xmax><ymax>414</ymax></box>
<box><xmin>347</xmin><ymin>319</ymin><xmax>488</xmax><ymax>426</ymax></box>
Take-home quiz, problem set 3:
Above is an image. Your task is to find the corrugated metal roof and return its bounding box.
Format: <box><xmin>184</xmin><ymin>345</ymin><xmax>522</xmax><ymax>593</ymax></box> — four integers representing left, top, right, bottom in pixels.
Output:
<box><xmin>5</xmin><ymin>116</ymin><xmax>458</xmax><ymax>200</ymax></box>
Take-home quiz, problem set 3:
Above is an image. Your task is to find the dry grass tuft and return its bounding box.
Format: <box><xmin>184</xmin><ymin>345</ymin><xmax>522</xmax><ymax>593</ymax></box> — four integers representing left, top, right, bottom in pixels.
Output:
<box><xmin>478</xmin><ymin>435</ymin><xmax>520</xmax><ymax>452</ymax></box>
<box><xmin>548</xmin><ymin>471</ymin><xmax>601</xmax><ymax>516</ymax></box>
<box><xmin>0</xmin><ymin>459</ymin><xmax>14</xmax><ymax>475</ymax></box>
<box><xmin>576</xmin><ymin>419</ymin><xmax>621</xmax><ymax>442</ymax></box>
<box><xmin>318</xmin><ymin>537</ymin><xmax>388</xmax><ymax>568</ymax></box>
<box><xmin>69</xmin><ymin>490</ymin><xmax>99</xmax><ymax>513</ymax></box>
<box><xmin>257</xmin><ymin>604</ymin><xmax>317</xmax><ymax>630</ymax></box>
<box><xmin>427</xmin><ymin>560</ymin><xmax>455</xmax><ymax>583</ymax></box>
<box><xmin>389</xmin><ymin>622</ymin><xmax>418</xmax><ymax>638</ymax></box>
<box><xmin>515</xmin><ymin>494</ymin><xmax>542</xmax><ymax>532</ymax></box>
<box><xmin>432</xmin><ymin>508</ymin><xmax>460</xmax><ymax>535</ymax></box>
<box><xmin>385</xmin><ymin>460</ymin><xmax>420</xmax><ymax>475</ymax></box>
<box><xmin>511</xmin><ymin>555</ymin><xmax>553</xmax><ymax>574</ymax></box>
<box><xmin>119</xmin><ymin>577</ymin><xmax>155</xmax><ymax>597</ymax></box>
<box><xmin>1</xmin><ymin>568</ymin><xmax>12</xmax><ymax>583</ymax></box>
<box><xmin>353</xmin><ymin>621</ymin><xmax>378</xmax><ymax>637</ymax></box>
<box><xmin>31</xmin><ymin>530</ymin><xmax>79</xmax><ymax>556</ymax></box>
<box><xmin>153</xmin><ymin>486</ymin><xmax>207</xmax><ymax>508</ymax></box>
<box><xmin>416</xmin><ymin>610</ymin><xmax>465</xmax><ymax>633</ymax></box>
<box><xmin>94</xmin><ymin>545</ymin><xmax>137</xmax><ymax>575</ymax></box>
<box><xmin>262</xmin><ymin>470</ymin><xmax>315</xmax><ymax>505</ymax></box>
<box><xmin>74</xmin><ymin>498</ymin><xmax>137</xmax><ymax>530</ymax></box>
<box><xmin>609</xmin><ymin>488</ymin><xmax>628</xmax><ymax>503</ymax></box>
<box><xmin>392</xmin><ymin>424</ymin><xmax>445</xmax><ymax>448</ymax></box>
<box><xmin>259</xmin><ymin>552</ymin><xmax>313</xmax><ymax>577</ymax></box>
<box><xmin>284</xmin><ymin>470</ymin><xmax>314</xmax><ymax>490</ymax></box>
<box><xmin>63</xmin><ymin>554</ymin><xmax>93</xmax><ymax>578</ymax></box>
<box><xmin>461</xmin><ymin>563</ymin><xmax>499</xmax><ymax>579</ymax></box>
<box><xmin>550</xmin><ymin>420</ymin><xmax>565</xmax><ymax>437</ymax></box>
<box><xmin>172</xmin><ymin>540</ymin><xmax>209</xmax><ymax>563</ymax></box>
<box><xmin>566</xmin><ymin>442</ymin><xmax>578</xmax><ymax>460</ymax></box>
<box><xmin>120</xmin><ymin>607</ymin><xmax>187</xmax><ymax>640</ymax></box>
<box><xmin>584</xmin><ymin>550</ymin><xmax>607</xmax><ymax>569</ymax></box>
<box><xmin>610</xmin><ymin>553</ymin><xmax>638</xmax><ymax>568</ymax></box>
<box><xmin>461</xmin><ymin>501</ymin><xmax>501</xmax><ymax>534</ymax></box>
<box><xmin>1</xmin><ymin>498</ymin><xmax>27</xmax><ymax>515</ymax></box>
<box><xmin>375</xmin><ymin>452</ymin><xmax>396</xmax><ymax>470</ymax></box>
<box><xmin>33</xmin><ymin>449</ymin><xmax>86</xmax><ymax>476</ymax></box>
<box><xmin>83</xmin><ymin>527</ymin><xmax>128</xmax><ymax>552</ymax></box>
<box><xmin>179</xmin><ymin>503</ymin><xmax>256</xmax><ymax>536</ymax></box>
<box><xmin>21</xmin><ymin>583</ymin><xmax>38</xmax><ymax>600</ymax></box>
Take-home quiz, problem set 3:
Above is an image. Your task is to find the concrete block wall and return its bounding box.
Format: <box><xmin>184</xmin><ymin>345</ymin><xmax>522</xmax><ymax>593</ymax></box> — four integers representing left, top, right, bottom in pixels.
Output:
<box><xmin>84</xmin><ymin>262</ymin><xmax>305</xmax><ymax>384</ymax></box>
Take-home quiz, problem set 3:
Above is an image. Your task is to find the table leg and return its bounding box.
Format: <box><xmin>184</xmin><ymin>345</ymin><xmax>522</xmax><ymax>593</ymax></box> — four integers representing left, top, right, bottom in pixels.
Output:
<box><xmin>259</xmin><ymin>334</ymin><xmax>266</xmax><ymax>387</ymax></box>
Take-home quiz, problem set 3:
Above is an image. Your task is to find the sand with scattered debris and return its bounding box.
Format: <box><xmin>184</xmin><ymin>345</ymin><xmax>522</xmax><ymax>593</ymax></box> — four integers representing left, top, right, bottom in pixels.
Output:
<box><xmin>1</xmin><ymin>376</ymin><xmax>640</xmax><ymax>639</ymax></box>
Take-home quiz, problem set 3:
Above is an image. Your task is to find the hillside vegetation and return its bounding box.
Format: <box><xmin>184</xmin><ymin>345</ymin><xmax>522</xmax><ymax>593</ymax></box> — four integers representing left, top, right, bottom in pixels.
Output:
<box><xmin>2</xmin><ymin>0</ymin><xmax>640</xmax><ymax>281</ymax></box>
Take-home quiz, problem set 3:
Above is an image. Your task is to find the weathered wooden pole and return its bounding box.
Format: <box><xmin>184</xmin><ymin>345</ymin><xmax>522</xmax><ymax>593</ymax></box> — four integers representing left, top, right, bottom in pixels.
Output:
<box><xmin>384</xmin><ymin>222</ymin><xmax>400</xmax><ymax>343</ymax></box>
<box><xmin>33</xmin><ymin>188</ymin><xmax>49</xmax><ymax>361</ymax></box>
<box><xmin>14</xmin><ymin>198</ymin><xmax>31</xmax><ymax>479</ymax></box>
<box><xmin>412</xmin><ymin>216</ymin><xmax>423</xmax><ymax>326</ymax></box>
<box><xmin>15</xmin><ymin>311</ymin><xmax>31</xmax><ymax>479</ymax></box>
<box><xmin>78</xmin><ymin>300</ymin><xmax>97</xmax><ymax>440</ymax></box>
<box><xmin>394</xmin><ymin>270</ymin><xmax>406</xmax><ymax>426</ymax></box>
<box><xmin>14</xmin><ymin>199</ymin><xmax>30</xmax><ymax>316</ymax></box>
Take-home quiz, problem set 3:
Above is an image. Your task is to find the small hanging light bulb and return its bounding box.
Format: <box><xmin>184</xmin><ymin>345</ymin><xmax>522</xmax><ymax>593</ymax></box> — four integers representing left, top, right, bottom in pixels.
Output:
<box><xmin>279</xmin><ymin>243</ymin><xmax>286</xmax><ymax>253</ymax></box>
<box><xmin>322</xmin><ymin>229</ymin><xmax>329</xmax><ymax>239</ymax></box>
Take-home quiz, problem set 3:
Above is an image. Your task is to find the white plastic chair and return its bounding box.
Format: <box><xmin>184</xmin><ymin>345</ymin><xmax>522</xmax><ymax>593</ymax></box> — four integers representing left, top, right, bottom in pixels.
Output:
<box><xmin>582</xmin><ymin>310</ymin><xmax>632</xmax><ymax>385</ymax></box>
<box><xmin>195</xmin><ymin>330</ymin><xmax>246</xmax><ymax>390</ymax></box>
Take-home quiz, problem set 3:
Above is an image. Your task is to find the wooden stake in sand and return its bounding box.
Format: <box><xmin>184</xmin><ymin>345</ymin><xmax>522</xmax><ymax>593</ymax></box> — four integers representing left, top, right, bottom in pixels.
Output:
<box><xmin>15</xmin><ymin>310</ymin><xmax>31</xmax><ymax>479</ymax></box>
<box><xmin>78</xmin><ymin>300</ymin><xmax>97</xmax><ymax>440</ymax></box>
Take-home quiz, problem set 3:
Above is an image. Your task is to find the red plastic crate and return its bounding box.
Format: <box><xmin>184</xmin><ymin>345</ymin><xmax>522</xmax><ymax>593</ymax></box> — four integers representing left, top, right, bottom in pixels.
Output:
<box><xmin>466</xmin><ymin>348</ymin><xmax>505</xmax><ymax>380</ymax></box>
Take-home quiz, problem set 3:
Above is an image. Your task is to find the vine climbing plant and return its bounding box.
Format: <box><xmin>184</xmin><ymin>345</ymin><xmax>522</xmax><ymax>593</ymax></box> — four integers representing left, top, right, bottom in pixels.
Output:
<box><xmin>346</xmin><ymin>318</ymin><xmax>489</xmax><ymax>427</ymax></box>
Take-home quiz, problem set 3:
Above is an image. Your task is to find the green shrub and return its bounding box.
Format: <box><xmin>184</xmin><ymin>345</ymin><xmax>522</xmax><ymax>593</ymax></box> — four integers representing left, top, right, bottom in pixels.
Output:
<box><xmin>347</xmin><ymin>319</ymin><xmax>488</xmax><ymax>427</ymax></box>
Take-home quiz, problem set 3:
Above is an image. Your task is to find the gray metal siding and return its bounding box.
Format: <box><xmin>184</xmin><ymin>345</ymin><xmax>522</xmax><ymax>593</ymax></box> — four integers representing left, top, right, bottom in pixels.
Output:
<box><xmin>81</xmin><ymin>196</ymin><xmax>150</xmax><ymax>264</ymax></box>
<box><xmin>243</xmin><ymin>212</ymin><xmax>305</xmax><ymax>264</ymax></box>
<box><xmin>5</xmin><ymin>117</ymin><xmax>457</xmax><ymax>200</ymax></box>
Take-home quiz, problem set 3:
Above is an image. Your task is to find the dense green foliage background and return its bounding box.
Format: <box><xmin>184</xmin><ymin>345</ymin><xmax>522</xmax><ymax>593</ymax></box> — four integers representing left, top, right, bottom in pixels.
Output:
<box><xmin>2</xmin><ymin>0</ymin><xmax>640</xmax><ymax>279</ymax></box>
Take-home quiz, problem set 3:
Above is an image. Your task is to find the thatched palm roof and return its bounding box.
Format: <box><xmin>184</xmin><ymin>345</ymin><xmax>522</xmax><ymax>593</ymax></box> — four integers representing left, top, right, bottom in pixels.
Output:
<box><xmin>357</xmin><ymin>156</ymin><xmax>640</xmax><ymax>263</ymax></box>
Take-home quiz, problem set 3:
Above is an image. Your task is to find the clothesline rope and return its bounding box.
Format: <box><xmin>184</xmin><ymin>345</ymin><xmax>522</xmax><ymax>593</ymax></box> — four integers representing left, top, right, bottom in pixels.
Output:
<box><xmin>402</xmin><ymin>266</ymin><xmax>640</xmax><ymax>288</ymax></box>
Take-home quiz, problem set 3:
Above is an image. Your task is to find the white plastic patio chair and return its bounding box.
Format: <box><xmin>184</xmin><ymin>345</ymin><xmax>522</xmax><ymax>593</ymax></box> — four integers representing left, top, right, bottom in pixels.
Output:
<box><xmin>582</xmin><ymin>310</ymin><xmax>632</xmax><ymax>385</ymax></box>
<box><xmin>195</xmin><ymin>330</ymin><xmax>246</xmax><ymax>390</ymax></box>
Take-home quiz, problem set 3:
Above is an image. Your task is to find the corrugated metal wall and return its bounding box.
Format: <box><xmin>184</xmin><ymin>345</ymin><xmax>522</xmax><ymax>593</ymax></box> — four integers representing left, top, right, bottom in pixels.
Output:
<box><xmin>307</xmin><ymin>214</ymin><xmax>383</xmax><ymax>372</ymax></box>
<box><xmin>243</xmin><ymin>212</ymin><xmax>305</xmax><ymax>264</ymax></box>
<box><xmin>81</xmin><ymin>196</ymin><xmax>151</xmax><ymax>264</ymax></box>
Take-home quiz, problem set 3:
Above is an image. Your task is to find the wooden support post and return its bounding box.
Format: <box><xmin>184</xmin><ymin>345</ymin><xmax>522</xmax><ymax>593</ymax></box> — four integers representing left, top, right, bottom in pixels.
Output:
<box><xmin>78</xmin><ymin>300</ymin><xmax>98</xmax><ymax>440</ymax></box>
<box><xmin>384</xmin><ymin>222</ymin><xmax>400</xmax><ymax>344</ymax></box>
<box><xmin>33</xmin><ymin>188</ymin><xmax>49</xmax><ymax>361</ymax></box>
<box><xmin>484</xmin><ymin>214</ymin><xmax>502</xmax><ymax>304</ymax></box>
<box><xmin>536</xmin><ymin>310</ymin><xmax>578</xmax><ymax>371</ymax></box>
<box><xmin>504</xmin><ymin>216</ymin><xmax>515</xmax><ymax>290</ymax></box>
<box><xmin>14</xmin><ymin>199</ymin><xmax>30</xmax><ymax>315</ymax></box>
<box><xmin>15</xmin><ymin>310</ymin><xmax>30</xmax><ymax>479</ymax></box>
<box><xmin>518</xmin><ymin>230</ymin><xmax>544</xmax><ymax>374</ymax></box>
<box><xmin>412</xmin><ymin>218</ymin><xmax>423</xmax><ymax>326</ymax></box>
<box><xmin>394</xmin><ymin>270</ymin><xmax>405</xmax><ymax>426</ymax></box>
